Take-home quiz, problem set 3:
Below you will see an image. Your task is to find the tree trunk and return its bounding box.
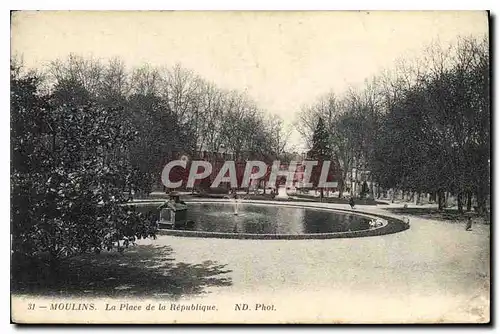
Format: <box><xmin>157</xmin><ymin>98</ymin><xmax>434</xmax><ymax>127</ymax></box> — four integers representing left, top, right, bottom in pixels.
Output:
<box><xmin>48</xmin><ymin>249</ymin><xmax>61</xmax><ymax>277</ymax></box>
<box><xmin>476</xmin><ymin>190</ymin><xmax>486</xmax><ymax>215</ymax></box>
<box><xmin>466</xmin><ymin>191</ymin><xmax>472</xmax><ymax>212</ymax></box>
<box><xmin>457</xmin><ymin>192</ymin><xmax>463</xmax><ymax>214</ymax></box>
<box><xmin>438</xmin><ymin>189</ymin><xmax>445</xmax><ymax>211</ymax></box>
<box><xmin>353</xmin><ymin>168</ymin><xmax>358</xmax><ymax>197</ymax></box>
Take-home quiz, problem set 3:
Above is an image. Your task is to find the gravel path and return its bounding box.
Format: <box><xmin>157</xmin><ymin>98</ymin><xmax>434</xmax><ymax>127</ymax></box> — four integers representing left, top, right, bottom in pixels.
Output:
<box><xmin>137</xmin><ymin>202</ymin><xmax>490</xmax><ymax>323</ymax></box>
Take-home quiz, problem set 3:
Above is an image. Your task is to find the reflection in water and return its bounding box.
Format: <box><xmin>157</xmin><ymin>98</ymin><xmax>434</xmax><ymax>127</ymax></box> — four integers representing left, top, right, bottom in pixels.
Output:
<box><xmin>274</xmin><ymin>206</ymin><xmax>305</xmax><ymax>234</ymax></box>
<box><xmin>136</xmin><ymin>202</ymin><xmax>372</xmax><ymax>235</ymax></box>
<box><xmin>303</xmin><ymin>210</ymin><xmax>369</xmax><ymax>233</ymax></box>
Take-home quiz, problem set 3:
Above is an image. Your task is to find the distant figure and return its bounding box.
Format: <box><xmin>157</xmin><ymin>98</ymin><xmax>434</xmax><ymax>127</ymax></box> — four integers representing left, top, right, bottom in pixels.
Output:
<box><xmin>465</xmin><ymin>217</ymin><xmax>473</xmax><ymax>231</ymax></box>
<box><xmin>349</xmin><ymin>197</ymin><xmax>355</xmax><ymax>210</ymax></box>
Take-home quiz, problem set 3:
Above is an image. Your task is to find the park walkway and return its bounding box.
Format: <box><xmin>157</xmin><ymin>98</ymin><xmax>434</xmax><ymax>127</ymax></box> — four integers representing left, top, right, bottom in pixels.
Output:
<box><xmin>138</xmin><ymin>201</ymin><xmax>490</xmax><ymax>323</ymax></box>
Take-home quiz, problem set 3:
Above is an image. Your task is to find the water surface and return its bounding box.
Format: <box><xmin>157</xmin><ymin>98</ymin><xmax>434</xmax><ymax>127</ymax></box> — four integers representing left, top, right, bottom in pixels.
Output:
<box><xmin>136</xmin><ymin>202</ymin><xmax>373</xmax><ymax>235</ymax></box>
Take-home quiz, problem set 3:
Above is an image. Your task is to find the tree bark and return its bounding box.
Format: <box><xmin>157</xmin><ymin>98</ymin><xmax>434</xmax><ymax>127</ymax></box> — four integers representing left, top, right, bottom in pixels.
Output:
<box><xmin>457</xmin><ymin>192</ymin><xmax>463</xmax><ymax>214</ymax></box>
<box><xmin>438</xmin><ymin>189</ymin><xmax>445</xmax><ymax>211</ymax></box>
<box><xmin>466</xmin><ymin>191</ymin><xmax>472</xmax><ymax>212</ymax></box>
<box><xmin>48</xmin><ymin>248</ymin><xmax>61</xmax><ymax>277</ymax></box>
<box><xmin>353</xmin><ymin>168</ymin><xmax>358</xmax><ymax>197</ymax></box>
<box><xmin>476</xmin><ymin>189</ymin><xmax>486</xmax><ymax>215</ymax></box>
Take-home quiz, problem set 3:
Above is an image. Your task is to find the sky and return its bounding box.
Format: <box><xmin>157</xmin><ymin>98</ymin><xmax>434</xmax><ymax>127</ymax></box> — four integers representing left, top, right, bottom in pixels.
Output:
<box><xmin>11</xmin><ymin>11</ymin><xmax>488</xmax><ymax>151</ymax></box>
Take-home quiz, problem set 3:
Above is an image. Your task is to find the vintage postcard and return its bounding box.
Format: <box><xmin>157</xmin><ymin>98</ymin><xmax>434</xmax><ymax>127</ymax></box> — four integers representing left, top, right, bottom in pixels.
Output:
<box><xmin>10</xmin><ymin>10</ymin><xmax>490</xmax><ymax>324</ymax></box>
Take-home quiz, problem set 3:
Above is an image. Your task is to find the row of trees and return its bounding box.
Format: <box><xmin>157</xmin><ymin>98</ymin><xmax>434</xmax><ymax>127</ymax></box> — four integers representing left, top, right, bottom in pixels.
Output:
<box><xmin>296</xmin><ymin>36</ymin><xmax>490</xmax><ymax>213</ymax></box>
<box><xmin>11</xmin><ymin>55</ymin><xmax>292</xmax><ymax>262</ymax></box>
<box><xmin>42</xmin><ymin>55</ymin><xmax>292</xmax><ymax>191</ymax></box>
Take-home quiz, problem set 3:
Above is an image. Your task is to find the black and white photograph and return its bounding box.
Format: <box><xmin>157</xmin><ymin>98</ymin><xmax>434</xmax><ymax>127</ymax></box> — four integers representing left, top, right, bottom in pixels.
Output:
<box><xmin>10</xmin><ymin>10</ymin><xmax>490</xmax><ymax>324</ymax></box>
